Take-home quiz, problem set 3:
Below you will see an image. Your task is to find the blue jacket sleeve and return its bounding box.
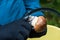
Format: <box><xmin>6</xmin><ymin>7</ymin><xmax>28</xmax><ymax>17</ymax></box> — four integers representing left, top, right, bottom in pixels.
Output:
<box><xmin>24</xmin><ymin>0</ymin><xmax>44</xmax><ymax>16</ymax></box>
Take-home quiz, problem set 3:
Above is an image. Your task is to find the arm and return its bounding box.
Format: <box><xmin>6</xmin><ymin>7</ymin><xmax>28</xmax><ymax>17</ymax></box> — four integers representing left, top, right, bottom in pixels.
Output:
<box><xmin>24</xmin><ymin>0</ymin><xmax>44</xmax><ymax>16</ymax></box>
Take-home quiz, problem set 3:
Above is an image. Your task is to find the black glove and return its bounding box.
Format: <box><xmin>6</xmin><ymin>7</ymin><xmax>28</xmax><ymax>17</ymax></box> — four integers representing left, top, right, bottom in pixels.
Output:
<box><xmin>29</xmin><ymin>27</ymin><xmax>47</xmax><ymax>38</ymax></box>
<box><xmin>0</xmin><ymin>19</ymin><xmax>32</xmax><ymax>40</ymax></box>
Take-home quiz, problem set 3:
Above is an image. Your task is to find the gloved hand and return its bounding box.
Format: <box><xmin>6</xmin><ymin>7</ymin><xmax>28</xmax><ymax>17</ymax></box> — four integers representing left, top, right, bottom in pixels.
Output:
<box><xmin>27</xmin><ymin>16</ymin><xmax>47</xmax><ymax>33</ymax></box>
<box><xmin>27</xmin><ymin>16</ymin><xmax>47</xmax><ymax>38</ymax></box>
<box><xmin>0</xmin><ymin>19</ymin><xmax>32</xmax><ymax>40</ymax></box>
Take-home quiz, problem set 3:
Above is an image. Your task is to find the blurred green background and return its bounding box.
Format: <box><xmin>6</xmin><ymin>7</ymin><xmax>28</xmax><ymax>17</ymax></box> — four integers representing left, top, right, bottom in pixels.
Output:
<box><xmin>40</xmin><ymin>0</ymin><xmax>60</xmax><ymax>27</ymax></box>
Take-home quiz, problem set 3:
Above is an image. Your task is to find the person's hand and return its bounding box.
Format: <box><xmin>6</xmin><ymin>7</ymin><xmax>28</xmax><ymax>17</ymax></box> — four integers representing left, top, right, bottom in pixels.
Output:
<box><xmin>33</xmin><ymin>16</ymin><xmax>47</xmax><ymax>32</ymax></box>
